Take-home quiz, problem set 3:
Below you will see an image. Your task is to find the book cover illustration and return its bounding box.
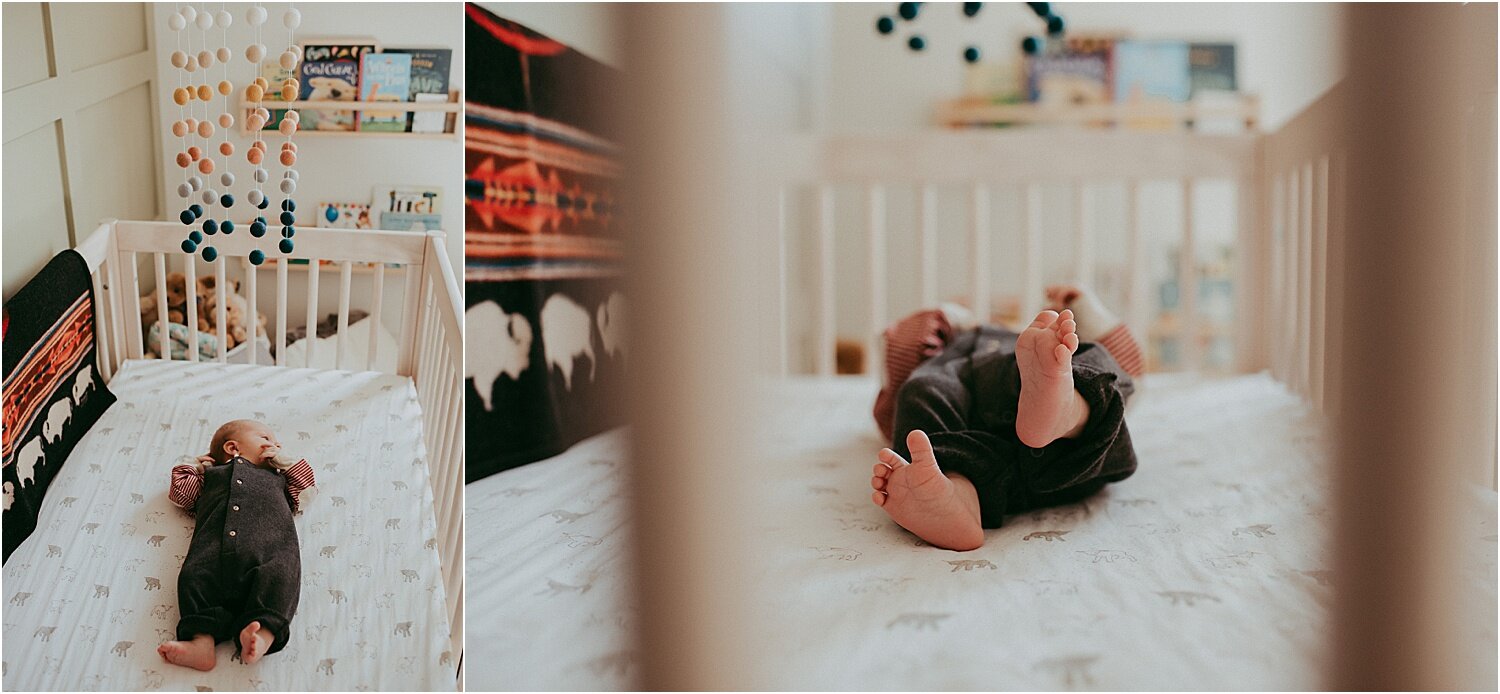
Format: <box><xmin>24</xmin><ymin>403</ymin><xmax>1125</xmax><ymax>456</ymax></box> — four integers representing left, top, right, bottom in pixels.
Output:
<box><xmin>373</xmin><ymin>185</ymin><xmax>442</xmax><ymax>233</ymax></box>
<box><xmin>1189</xmin><ymin>42</ymin><xmax>1237</xmax><ymax>95</ymax></box>
<box><xmin>1114</xmin><ymin>40</ymin><xmax>1190</xmax><ymax>103</ymax></box>
<box><xmin>298</xmin><ymin>39</ymin><xmax>379</xmax><ymax>131</ymax></box>
<box><xmin>387</xmin><ymin>48</ymin><xmax>453</xmax><ymax>133</ymax></box>
<box><xmin>317</xmin><ymin>202</ymin><xmax>374</xmax><ymax>229</ymax></box>
<box><xmin>260</xmin><ymin>60</ymin><xmax>296</xmax><ymax>131</ymax></box>
<box><xmin>359</xmin><ymin>52</ymin><xmax>412</xmax><ymax>132</ymax></box>
<box><xmin>1026</xmin><ymin>37</ymin><xmax>1114</xmax><ymax>107</ymax></box>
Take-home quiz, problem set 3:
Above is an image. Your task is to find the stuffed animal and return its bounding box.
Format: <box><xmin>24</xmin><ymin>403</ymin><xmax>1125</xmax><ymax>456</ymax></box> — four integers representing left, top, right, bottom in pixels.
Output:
<box><xmin>138</xmin><ymin>272</ymin><xmax>190</xmax><ymax>329</ymax></box>
<box><xmin>197</xmin><ymin>278</ymin><xmax>268</xmax><ymax>351</ymax></box>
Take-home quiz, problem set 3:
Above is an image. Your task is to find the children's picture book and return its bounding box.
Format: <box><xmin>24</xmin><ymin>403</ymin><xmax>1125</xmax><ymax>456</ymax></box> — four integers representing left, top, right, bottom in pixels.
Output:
<box><xmin>298</xmin><ymin>38</ymin><xmax>379</xmax><ymax>131</ymax></box>
<box><xmin>317</xmin><ymin>202</ymin><xmax>374</xmax><ymax>229</ymax></box>
<box><xmin>387</xmin><ymin>48</ymin><xmax>453</xmax><ymax>133</ymax></box>
<box><xmin>1189</xmin><ymin>42</ymin><xmax>1237</xmax><ymax>95</ymax></box>
<box><xmin>358</xmin><ymin>52</ymin><xmax>412</xmax><ymax>132</ymax></box>
<box><xmin>1114</xmin><ymin>40</ymin><xmax>1191</xmax><ymax>103</ymax></box>
<box><xmin>260</xmin><ymin>60</ymin><xmax>296</xmax><ymax>131</ymax></box>
<box><xmin>372</xmin><ymin>185</ymin><xmax>442</xmax><ymax>232</ymax></box>
<box><xmin>1026</xmin><ymin>38</ymin><xmax>1114</xmax><ymax>107</ymax></box>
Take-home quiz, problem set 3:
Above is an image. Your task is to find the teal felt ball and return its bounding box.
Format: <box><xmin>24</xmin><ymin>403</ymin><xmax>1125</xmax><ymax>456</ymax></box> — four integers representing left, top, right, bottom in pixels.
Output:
<box><xmin>180</xmin><ymin>209</ymin><xmax>195</xmax><ymax>225</ymax></box>
<box><xmin>188</xmin><ymin>230</ymin><xmax>203</xmax><ymax>243</ymax></box>
<box><xmin>221</xmin><ymin>220</ymin><xmax>235</xmax><ymax>234</ymax></box>
<box><xmin>220</xmin><ymin>194</ymin><xmax>234</xmax><ymax>208</ymax></box>
<box><xmin>181</xmin><ymin>239</ymin><xmax>197</xmax><ymax>253</ymax></box>
<box><xmin>201</xmin><ymin>245</ymin><xmax>218</xmax><ymax>262</ymax></box>
<box><xmin>281</xmin><ymin>225</ymin><xmax>295</xmax><ymax>238</ymax></box>
<box><xmin>203</xmin><ymin>219</ymin><xmax>219</xmax><ymax>235</ymax></box>
<box><xmin>189</xmin><ymin>204</ymin><xmax>204</xmax><ymax>218</ymax></box>
<box><xmin>250</xmin><ymin>222</ymin><xmax>267</xmax><ymax>238</ymax></box>
<box><xmin>280</xmin><ymin>210</ymin><xmax>295</xmax><ymax>226</ymax></box>
<box><xmin>279</xmin><ymin>238</ymin><xmax>294</xmax><ymax>254</ymax></box>
<box><xmin>249</xmin><ymin>249</ymin><xmax>265</xmax><ymax>265</ymax></box>
<box><xmin>282</xmin><ymin>199</ymin><xmax>296</xmax><ymax>212</ymax></box>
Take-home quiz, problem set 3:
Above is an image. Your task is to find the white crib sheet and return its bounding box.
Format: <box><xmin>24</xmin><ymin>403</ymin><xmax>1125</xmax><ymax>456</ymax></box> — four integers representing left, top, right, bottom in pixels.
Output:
<box><xmin>465</xmin><ymin>372</ymin><xmax>1497</xmax><ymax>690</ymax></box>
<box><xmin>3</xmin><ymin>359</ymin><xmax>455</xmax><ymax>692</ymax></box>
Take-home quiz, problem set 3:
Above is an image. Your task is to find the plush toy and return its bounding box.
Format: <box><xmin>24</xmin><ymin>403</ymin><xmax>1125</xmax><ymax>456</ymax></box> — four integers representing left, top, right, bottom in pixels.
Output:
<box><xmin>138</xmin><ymin>272</ymin><xmax>190</xmax><ymax>329</ymax></box>
<box><xmin>198</xmin><ymin>282</ymin><xmax>267</xmax><ymax>350</ymax></box>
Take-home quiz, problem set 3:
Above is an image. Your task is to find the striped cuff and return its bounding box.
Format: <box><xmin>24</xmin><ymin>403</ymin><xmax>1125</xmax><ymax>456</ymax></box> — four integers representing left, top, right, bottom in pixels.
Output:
<box><xmin>1095</xmin><ymin>324</ymin><xmax>1145</xmax><ymax>378</ymax></box>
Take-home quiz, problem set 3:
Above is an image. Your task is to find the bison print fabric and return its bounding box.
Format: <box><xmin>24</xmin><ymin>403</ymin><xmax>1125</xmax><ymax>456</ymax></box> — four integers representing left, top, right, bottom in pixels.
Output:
<box><xmin>464</xmin><ymin>4</ymin><xmax>625</xmax><ymax>481</ymax></box>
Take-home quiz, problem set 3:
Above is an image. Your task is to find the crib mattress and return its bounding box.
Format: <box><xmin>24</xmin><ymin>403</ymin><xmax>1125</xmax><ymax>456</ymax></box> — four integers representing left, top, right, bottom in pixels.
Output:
<box><xmin>3</xmin><ymin>359</ymin><xmax>455</xmax><ymax>692</ymax></box>
<box><xmin>465</xmin><ymin>372</ymin><xmax>1497</xmax><ymax>690</ymax></box>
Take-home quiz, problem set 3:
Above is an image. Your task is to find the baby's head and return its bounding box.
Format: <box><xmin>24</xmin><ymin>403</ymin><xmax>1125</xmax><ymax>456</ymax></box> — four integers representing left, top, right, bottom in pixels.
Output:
<box><xmin>208</xmin><ymin>420</ymin><xmax>286</xmax><ymax>468</ymax></box>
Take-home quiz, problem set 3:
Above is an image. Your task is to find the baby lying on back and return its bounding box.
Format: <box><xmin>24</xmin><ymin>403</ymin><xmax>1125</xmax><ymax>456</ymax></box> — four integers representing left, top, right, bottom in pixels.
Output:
<box><xmin>158</xmin><ymin>420</ymin><xmax>316</xmax><ymax>670</ymax></box>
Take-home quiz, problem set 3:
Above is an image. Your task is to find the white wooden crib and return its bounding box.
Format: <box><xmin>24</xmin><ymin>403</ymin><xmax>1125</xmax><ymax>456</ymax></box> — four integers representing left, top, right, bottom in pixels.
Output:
<box><xmin>72</xmin><ymin>220</ymin><xmax>464</xmax><ymax>676</ymax></box>
<box><xmin>619</xmin><ymin>4</ymin><xmax>1495</xmax><ymax>690</ymax></box>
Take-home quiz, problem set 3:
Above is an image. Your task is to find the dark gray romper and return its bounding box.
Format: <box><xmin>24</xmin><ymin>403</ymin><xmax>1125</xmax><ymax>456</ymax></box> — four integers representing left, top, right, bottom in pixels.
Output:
<box><xmin>890</xmin><ymin>325</ymin><xmax>1138</xmax><ymax>528</ymax></box>
<box><xmin>175</xmin><ymin>456</ymin><xmax>301</xmax><ymax>653</ymax></box>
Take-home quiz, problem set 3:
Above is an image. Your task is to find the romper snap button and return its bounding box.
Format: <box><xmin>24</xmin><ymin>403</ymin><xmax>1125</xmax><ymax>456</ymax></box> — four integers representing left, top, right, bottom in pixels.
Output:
<box><xmin>232</xmin><ymin>505</ymin><xmax>240</xmax><ymax>511</ymax></box>
<box><xmin>229</xmin><ymin>530</ymin><xmax>237</xmax><ymax>537</ymax></box>
<box><xmin>236</xmin><ymin>479</ymin><xmax>243</xmax><ymax>485</ymax></box>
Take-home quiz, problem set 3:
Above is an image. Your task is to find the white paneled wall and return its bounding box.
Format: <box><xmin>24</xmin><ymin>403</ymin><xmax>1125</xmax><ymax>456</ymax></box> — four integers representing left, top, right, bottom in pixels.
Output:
<box><xmin>3</xmin><ymin>2</ymin><xmax>161</xmax><ymax>301</ymax></box>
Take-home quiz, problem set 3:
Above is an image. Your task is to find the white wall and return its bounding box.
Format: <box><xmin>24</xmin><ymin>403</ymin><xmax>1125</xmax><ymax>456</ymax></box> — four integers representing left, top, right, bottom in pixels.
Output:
<box><xmin>477</xmin><ymin>2</ymin><xmax>622</xmax><ymax>68</ymax></box>
<box><xmin>148</xmin><ymin>2</ymin><xmax>463</xmax><ymax>333</ymax></box>
<box><xmin>828</xmin><ymin>2</ymin><xmax>1346</xmax><ymax>132</ymax></box>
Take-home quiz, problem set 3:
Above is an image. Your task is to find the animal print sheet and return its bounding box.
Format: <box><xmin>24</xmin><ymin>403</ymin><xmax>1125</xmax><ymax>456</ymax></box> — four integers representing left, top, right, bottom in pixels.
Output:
<box><xmin>2</xmin><ymin>359</ymin><xmax>456</xmax><ymax>691</ymax></box>
<box><xmin>464</xmin><ymin>373</ymin><xmax>1498</xmax><ymax>690</ymax></box>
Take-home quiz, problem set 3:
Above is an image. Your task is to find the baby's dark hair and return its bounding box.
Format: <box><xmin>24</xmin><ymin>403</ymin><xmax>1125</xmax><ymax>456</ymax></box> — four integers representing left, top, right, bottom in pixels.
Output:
<box><xmin>207</xmin><ymin>419</ymin><xmax>259</xmax><ymax>464</ymax></box>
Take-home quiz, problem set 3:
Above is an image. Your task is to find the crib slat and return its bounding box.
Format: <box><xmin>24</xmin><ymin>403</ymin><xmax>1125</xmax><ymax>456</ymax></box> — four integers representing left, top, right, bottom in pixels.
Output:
<box><xmin>970</xmin><ymin>182</ymin><xmax>991</xmax><ymax>324</ymax></box>
<box><xmin>1022</xmin><ymin>184</ymin><xmax>1043</xmax><ymax>324</ymax></box>
<box><xmin>397</xmin><ymin>257</ymin><xmax>423</xmax><ymax>377</ymax></box>
<box><xmin>1074</xmin><ymin>182</ymin><xmax>1094</xmax><ymax>287</ymax></box>
<box><xmin>1326</xmin><ymin>152</ymin><xmax>1347</xmax><ymax>421</ymax></box>
<box><xmin>91</xmin><ymin>269</ymin><xmax>113</xmax><ymax>380</ymax></box>
<box><xmin>336</xmin><ymin>262</ymin><xmax>353</xmax><ymax>371</ymax></box>
<box><xmin>1311</xmin><ymin>156</ymin><xmax>1330</xmax><ymax>411</ymax></box>
<box><xmin>369</xmin><ymin>263</ymin><xmax>385</xmax><ymax>371</ymax></box>
<box><xmin>1268</xmin><ymin>174</ymin><xmax>1285</xmax><ymax>382</ymax></box>
<box><xmin>305</xmin><ymin>260</ymin><xmax>321</xmax><ymax>368</ymax></box>
<box><xmin>1285</xmin><ymin>168</ymin><xmax>1301</xmax><ymax>393</ymax></box>
<box><xmin>1180</xmin><ymin>178</ymin><xmax>1199</xmax><ymax>371</ymax></box>
<box><xmin>1125</xmin><ymin>181</ymin><xmax>1148</xmax><ymax>359</ymax></box>
<box><xmin>920</xmin><ymin>184</ymin><xmax>937</xmax><ymax>307</ymax></box>
<box><xmin>867</xmin><ymin>184</ymin><xmax>887</xmax><ymax>369</ymax></box>
<box><xmin>184</xmin><ymin>257</ymin><xmax>200</xmax><ymax>363</ymax></box>
<box><xmin>215</xmin><ymin>260</ymin><xmax>228</xmax><ymax>363</ymax></box>
<box><xmin>817</xmin><ymin>184</ymin><xmax>835</xmax><ymax>376</ymax></box>
<box><xmin>276</xmin><ymin>261</ymin><xmax>288</xmax><ymax>366</ymax></box>
<box><xmin>153</xmin><ymin>253</ymin><xmax>169</xmax><ymax>360</ymax></box>
<box><xmin>777</xmin><ymin>187</ymin><xmax>789</xmax><ymax>377</ymax></box>
<box><xmin>245</xmin><ymin>259</ymin><xmax>258</xmax><ymax>366</ymax></box>
<box><xmin>124</xmin><ymin>252</ymin><xmax>145</xmax><ymax>359</ymax></box>
<box><xmin>1299</xmin><ymin>162</ymin><xmax>1313</xmax><ymax>398</ymax></box>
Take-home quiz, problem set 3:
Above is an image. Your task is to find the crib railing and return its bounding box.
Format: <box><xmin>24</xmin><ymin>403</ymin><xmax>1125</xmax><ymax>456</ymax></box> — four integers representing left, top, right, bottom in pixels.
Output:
<box><xmin>772</xmin><ymin>129</ymin><xmax>1262</xmax><ymax>378</ymax></box>
<box><xmin>77</xmin><ymin>219</ymin><xmax>465</xmax><ymax>675</ymax></box>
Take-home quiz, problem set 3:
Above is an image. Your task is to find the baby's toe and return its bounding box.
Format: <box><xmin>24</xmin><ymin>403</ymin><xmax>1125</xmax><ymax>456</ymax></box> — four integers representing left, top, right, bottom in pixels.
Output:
<box><xmin>1062</xmin><ymin>332</ymin><xmax>1079</xmax><ymax>352</ymax></box>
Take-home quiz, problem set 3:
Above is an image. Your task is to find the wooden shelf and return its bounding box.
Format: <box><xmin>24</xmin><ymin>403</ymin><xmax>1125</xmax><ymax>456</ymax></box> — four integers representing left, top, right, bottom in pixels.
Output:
<box><xmin>238</xmin><ymin>88</ymin><xmax>460</xmax><ymax>140</ymax></box>
<box><xmin>939</xmin><ymin>93</ymin><xmax>1260</xmax><ymax>131</ymax></box>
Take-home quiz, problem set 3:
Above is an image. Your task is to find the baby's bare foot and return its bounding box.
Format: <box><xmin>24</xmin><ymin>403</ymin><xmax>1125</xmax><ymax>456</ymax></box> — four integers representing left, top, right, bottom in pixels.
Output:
<box><xmin>239</xmin><ymin>621</ymin><xmax>274</xmax><ymax>665</ymax></box>
<box><xmin>1015</xmin><ymin>309</ymin><xmax>1087</xmax><ymax>449</ymax></box>
<box><xmin>871</xmin><ymin>430</ymin><xmax>984</xmax><ymax>551</ymax></box>
<box><xmin>159</xmin><ymin>635</ymin><xmax>216</xmax><ymax>671</ymax></box>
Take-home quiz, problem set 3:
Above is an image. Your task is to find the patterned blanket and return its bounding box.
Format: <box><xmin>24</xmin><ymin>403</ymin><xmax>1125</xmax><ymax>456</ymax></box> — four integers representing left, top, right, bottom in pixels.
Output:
<box><xmin>2</xmin><ymin>250</ymin><xmax>115</xmax><ymax>561</ymax></box>
<box><xmin>464</xmin><ymin>3</ymin><xmax>626</xmax><ymax>481</ymax></box>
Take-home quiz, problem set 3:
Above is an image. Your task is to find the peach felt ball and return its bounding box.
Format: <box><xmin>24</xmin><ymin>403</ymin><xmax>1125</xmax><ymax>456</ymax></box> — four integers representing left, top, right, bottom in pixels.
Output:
<box><xmin>171</xmin><ymin>120</ymin><xmax>188</xmax><ymax>137</ymax></box>
<box><xmin>279</xmin><ymin>150</ymin><xmax>296</xmax><ymax>167</ymax></box>
<box><xmin>187</xmin><ymin>146</ymin><xmax>202</xmax><ymax>161</ymax></box>
<box><xmin>219</xmin><ymin>142</ymin><xmax>234</xmax><ymax>157</ymax></box>
<box><xmin>172</xmin><ymin>87</ymin><xmax>189</xmax><ymax>106</ymax></box>
<box><xmin>197</xmin><ymin>121</ymin><xmax>214</xmax><ymax>138</ymax></box>
<box><xmin>197</xmin><ymin>158</ymin><xmax>214</xmax><ymax>174</ymax></box>
<box><xmin>218</xmin><ymin>113</ymin><xmax>234</xmax><ymax>129</ymax></box>
<box><xmin>196</xmin><ymin>84</ymin><xmax>211</xmax><ymax>101</ymax></box>
<box><xmin>246</xmin><ymin>84</ymin><xmax>264</xmax><ymax>102</ymax></box>
<box><xmin>278</xmin><ymin>119</ymin><xmax>296</xmax><ymax>136</ymax></box>
<box><xmin>218</xmin><ymin>80</ymin><xmax>232</xmax><ymax>96</ymax></box>
<box><xmin>175</xmin><ymin>152</ymin><xmax>191</xmax><ymax>168</ymax></box>
<box><xmin>247</xmin><ymin>148</ymin><xmax>263</xmax><ymax>165</ymax></box>
<box><xmin>247</xmin><ymin>114</ymin><xmax>266</xmax><ymax>130</ymax></box>
<box><xmin>280</xmin><ymin>84</ymin><xmax>296</xmax><ymax>101</ymax></box>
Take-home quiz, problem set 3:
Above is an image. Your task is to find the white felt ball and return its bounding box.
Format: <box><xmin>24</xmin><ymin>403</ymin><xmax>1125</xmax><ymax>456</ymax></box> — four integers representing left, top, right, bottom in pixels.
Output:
<box><xmin>247</xmin><ymin>6</ymin><xmax>267</xmax><ymax>25</ymax></box>
<box><xmin>216</xmin><ymin>10</ymin><xmax>232</xmax><ymax>28</ymax></box>
<box><xmin>255</xmin><ymin>107</ymin><xmax>271</xmax><ymax>121</ymax></box>
<box><xmin>248</xmin><ymin>189</ymin><xmax>265</xmax><ymax>206</ymax></box>
<box><xmin>278</xmin><ymin>50</ymin><xmax>297</xmax><ymax>70</ymax></box>
<box><xmin>279</xmin><ymin>178</ymin><xmax>296</xmax><ymax>195</ymax></box>
<box><xmin>179</xmin><ymin>5</ymin><xmax>196</xmax><ymax>22</ymax></box>
<box><xmin>284</xmin><ymin>169</ymin><xmax>299</xmax><ymax>181</ymax></box>
<box><xmin>197</xmin><ymin>51</ymin><xmax>214</xmax><ymax>69</ymax></box>
<box><xmin>253</xmin><ymin>167</ymin><xmax>269</xmax><ymax>183</ymax></box>
<box><xmin>177</xmin><ymin>182</ymin><xmax>192</xmax><ymax>198</ymax></box>
<box><xmin>202</xmin><ymin>188</ymin><xmax>218</xmax><ymax>204</ymax></box>
<box><xmin>220</xmin><ymin>172</ymin><xmax>235</xmax><ymax>187</ymax></box>
<box><xmin>168</xmin><ymin>14</ymin><xmax>186</xmax><ymax>31</ymax></box>
<box><xmin>170</xmin><ymin>51</ymin><xmax>187</xmax><ymax>68</ymax></box>
<box><xmin>285</xmin><ymin>109</ymin><xmax>300</xmax><ymax>122</ymax></box>
<box><xmin>289</xmin><ymin>44</ymin><xmax>303</xmax><ymax>60</ymax></box>
<box><xmin>188</xmin><ymin>175</ymin><xmax>203</xmax><ymax>191</ymax></box>
<box><xmin>196</xmin><ymin>11</ymin><xmax>213</xmax><ymax>29</ymax></box>
<box><xmin>185</xmin><ymin>55</ymin><xmax>198</xmax><ymax>72</ymax></box>
<box><xmin>246</xmin><ymin>43</ymin><xmax>265</xmax><ymax>63</ymax></box>
<box><xmin>283</xmin><ymin>8</ymin><xmax>301</xmax><ymax>29</ymax></box>
<box><xmin>216</xmin><ymin>46</ymin><xmax>231</xmax><ymax>64</ymax></box>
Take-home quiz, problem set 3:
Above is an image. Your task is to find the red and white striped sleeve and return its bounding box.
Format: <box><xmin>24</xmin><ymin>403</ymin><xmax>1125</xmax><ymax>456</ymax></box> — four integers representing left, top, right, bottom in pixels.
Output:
<box><xmin>1096</xmin><ymin>323</ymin><xmax>1146</xmax><ymax>378</ymax></box>
<box><xmin>283</xmin><ymin>459</ymin><xmax>317</xmax><ymax>513</ymax></box>
<box><xmin>169</xmin><ymin>464</ymin><xmax>204</xmax><ymax>510</ymax></box>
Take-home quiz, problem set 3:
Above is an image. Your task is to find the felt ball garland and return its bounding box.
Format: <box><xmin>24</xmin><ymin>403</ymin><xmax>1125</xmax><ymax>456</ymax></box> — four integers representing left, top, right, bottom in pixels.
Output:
<box><xmin>871</xmin><ymin>2</ymin><xmax>1066</xmax><ymax>63</ymax></box>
